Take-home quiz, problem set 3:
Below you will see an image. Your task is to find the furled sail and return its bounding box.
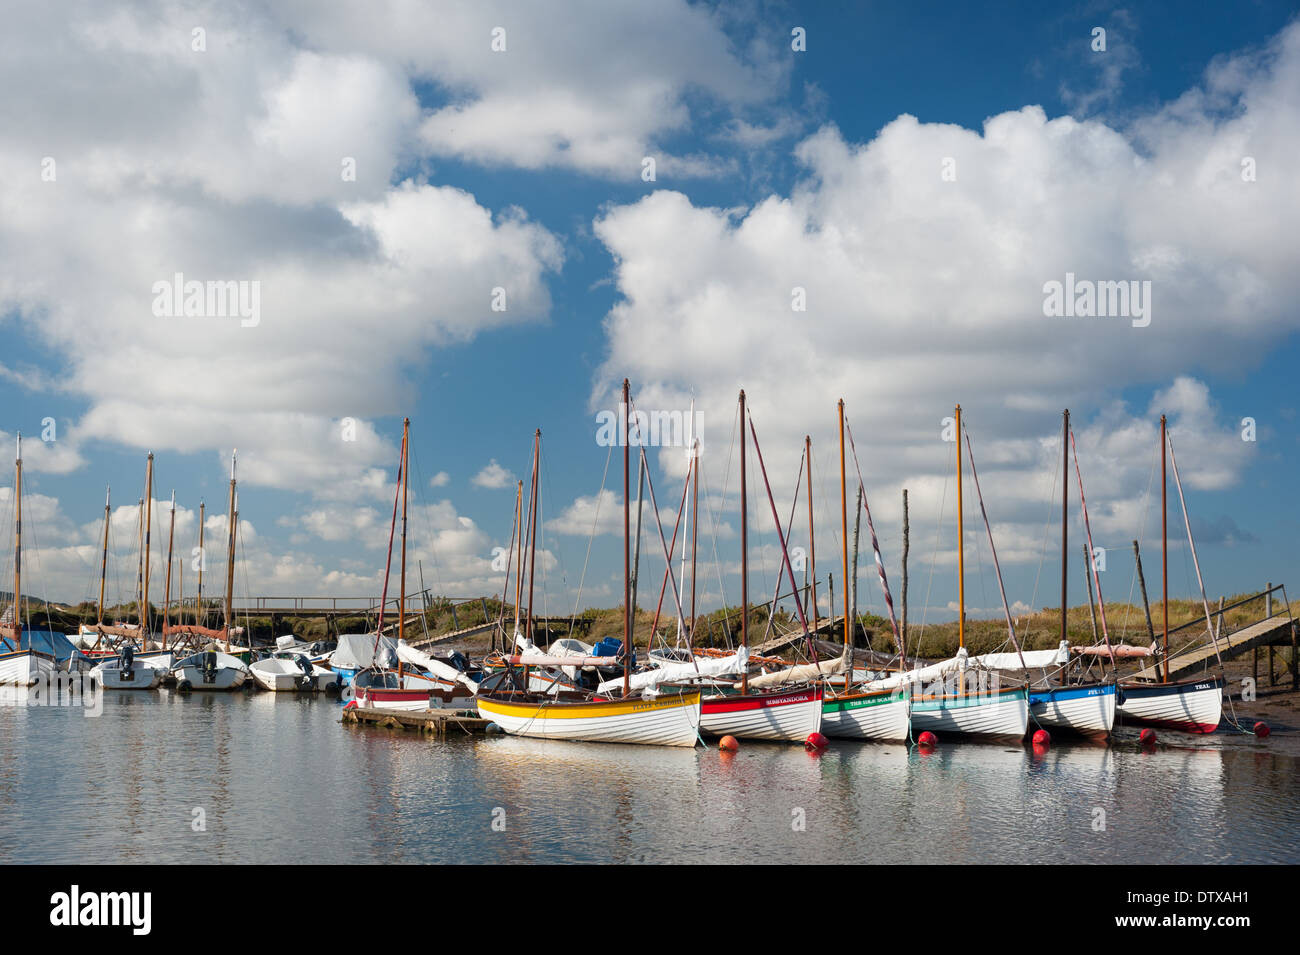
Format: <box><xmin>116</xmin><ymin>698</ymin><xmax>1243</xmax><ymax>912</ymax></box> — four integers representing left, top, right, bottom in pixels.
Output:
<box><xmin>736</xmin><ymin>649</ymin><xmax>850</xmax><ymax>689</ymax></box>
<box><xmin>396</xmin><ymin>640</ymin><xmax>477</xmax><ymax>691</ymax></box>
<box><xmin>596</xmin><ymin>647</ymin><xmax>749</xmax><ymax>695</ymax></box>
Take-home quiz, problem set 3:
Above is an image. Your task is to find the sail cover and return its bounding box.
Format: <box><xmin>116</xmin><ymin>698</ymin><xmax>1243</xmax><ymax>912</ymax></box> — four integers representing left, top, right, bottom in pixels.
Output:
<box><xmin>738</xmin><ymin>649</ymin><xmax>850</xmax><ymax>689</ymax></box>
<box><xmin>968</xmin><ymin>641</ymin><xmax>1070</xmax><ymax>671</ymax></box>
<box><xmin>596</xmin><ymin>647</ymin><xmax>749</xmax><ymax>695</ymax></box>
<box><xmin>396</xmin><ymin>640</ymin><xmax>478</xmax><ymax>691</ymax></box>
<box><xmin>331</xmin><ymin>633</ymin><xmax>398</xmax><ymax>671</ymax></box>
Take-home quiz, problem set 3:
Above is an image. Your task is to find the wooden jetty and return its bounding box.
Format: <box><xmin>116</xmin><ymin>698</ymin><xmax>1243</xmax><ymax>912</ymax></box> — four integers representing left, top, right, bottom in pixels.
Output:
<box><xmin>755</xmin><ymin>614</ymin><xmax>846</xmax><ymax>655</ymax></box>
<box><xmin>407</xmin><ymin>620</ymin><xmax>498</xmax><ymax>650</ymax></box>
<box><xmin>341</xmin><ymin>705</ymin><xmax>493</xmax><ymax>737</ymax></box>
<box><xmin>1132</xmin><ymin>591</ymin><xmax>1297</xmax><ymax>686</ymax></box>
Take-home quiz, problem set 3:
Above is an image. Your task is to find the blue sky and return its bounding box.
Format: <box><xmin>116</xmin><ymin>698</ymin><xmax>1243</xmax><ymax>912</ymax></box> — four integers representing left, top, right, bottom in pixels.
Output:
<box><xmin>1</xmin><ymin>1</ymin><xmax>1297</xmax><ymax>641</ymax></box>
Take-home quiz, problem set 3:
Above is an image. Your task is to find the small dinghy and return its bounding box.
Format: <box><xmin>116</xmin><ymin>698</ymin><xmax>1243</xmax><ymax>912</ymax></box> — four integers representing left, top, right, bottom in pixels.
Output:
<box><xmin>172</xmin><ymin>648</ymin><xmax>248</xmax><ymax>691</ymax></box>
<box><xmin>249</xmin><ymin>652</ymin><xmax>340</xmax><ymax>693</ymax></box>
<box><xmin>91</xmin><ymin>645</ymin><xmax>164</xmax><ymax>690</ymax></box>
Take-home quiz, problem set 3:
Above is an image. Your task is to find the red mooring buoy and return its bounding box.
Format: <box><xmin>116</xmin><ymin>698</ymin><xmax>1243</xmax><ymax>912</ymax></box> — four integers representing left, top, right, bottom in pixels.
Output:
<box><xmin>804</xmin><ymin>732</ymin><xmax>828</xmax><ymax>751</ymax></box>
<box><xmin>1139</xmin><ymin>728</ymin><xmax>1158</xmax><ymax>745</ymax></box>
<box><xmin>1032</xmin><ymin>729</ymin><xmax>1051</xmax><ymax>747</ymax></box>
<box><xmin>718</xmin><ymin>735</ymin><xmax>740</xmax><ymax>752</ymax></box>
<box><xmin>917</xmin><ymin>731</ymin><xmax>938</xmax><ymax>748</ymax></box>
<box><xmin>1254</xmin><ymin>721</ymin><xmax>1271</xmax><ymax>738</ymax></box>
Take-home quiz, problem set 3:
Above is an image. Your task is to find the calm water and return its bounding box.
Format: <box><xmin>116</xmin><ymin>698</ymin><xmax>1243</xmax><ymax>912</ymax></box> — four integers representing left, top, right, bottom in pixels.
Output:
<box><xmin>1</xmin><ymin>690</ymin><xmax>1295</xmax><ymax>864</ymax></box>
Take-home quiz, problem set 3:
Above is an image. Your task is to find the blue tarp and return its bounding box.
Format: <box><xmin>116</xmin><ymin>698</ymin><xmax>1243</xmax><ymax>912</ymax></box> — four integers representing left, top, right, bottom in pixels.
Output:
<box><xmin>0</xmin><ymin>629</ymin><xmax>84</xmax><ymax>664</ymax></box>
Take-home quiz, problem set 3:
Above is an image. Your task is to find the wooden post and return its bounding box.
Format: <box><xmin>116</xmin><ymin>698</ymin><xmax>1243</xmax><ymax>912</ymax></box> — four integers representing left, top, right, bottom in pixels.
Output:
<box><xmin>1083</xmin><ymin>543</ymin><xmax>1099</xmax><ymax>644</ymax></box>
<box><xmin>1133</xmin><ymin>540</ymin><xmax>1156</xmax><ymax>644</ymax></box>
<box><xmin>901</xmin><ymin>489</ymin><xmax>909</xmax><ymax>660</ymax></box>
<box><xmin>850</xmin><ymin>484</ymin><xmax>861</xmax><ymax>644</ymax></box>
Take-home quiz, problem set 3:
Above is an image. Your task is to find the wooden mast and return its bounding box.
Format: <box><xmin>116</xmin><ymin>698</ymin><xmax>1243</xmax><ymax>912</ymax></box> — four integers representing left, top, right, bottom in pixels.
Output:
<box><xmin>525</xmin><ymin>429</ymin><xmax>540</xmax><ymax>645</ymax></box>
<box><xmin>1061</xmin><ymin>409</ymin><xmax>1069</xmax><ymax>649</ymax></box>
<box><xmin>955</xmin><ymin>405</ymin><xmax>965</xmax><ymax>651</ymax></box>
<box><xmin>806</xmin><ymin>434</ymin><xmax>819</xmax><ymax>641</ymax></box>
<box><xmin>223</xmin><ymin>451</ymin><xmax>237</xmax><ymax>652</ymax></box>
<box><xmin>12</xmin><ymin>433</ymin><xmax>21</xmax><ymax>636</ymax></box>
<box><xmin>1160</xmin><ymin>414</ymin><xmax>1169</xmax><ymax>683</ymax></box>
<box><xmin>690</xmin><ymin>436</ymin><xmax>699</xmax><ymax>644</ymax></box>
<box><xmin>143</xmin><ymin>453</ymin><xmax>153</xmax><ymax>639</ymax></box>
<box><xmin>398</xmin><ymin>419</ymin><xmax>409</xmax><ymax>680</ymax></box>
<box><xmin>135</xmin><ymin>498</ymin><xmax>143</xmax><ymax>628</ymax></box>
<box><xmin>838</xmin><ymin>402</ymin><xmax>849</xmax><ymax>657</ymax></box>
<box><xmin>739</xmin><ymin>389</ymin><xmax>748</xmax><ymax>696</ymax></box>
<box><xmin>512</xmin><ymin>479</ymin><xmax>524</xmax><ymax>641</ymax></box>
<box><xmin>622</xmin><ymin>379</ymin><xmax>631</xmax><ymax>697</ymax></box>
<box><xmin>97</xmin><ymin>486</ymin><xmax>110</xmax><ymax>628</ymax></box>
<box><xmin>196</xmin><ymin>500</ymin><xmax>205</xmax><ymax>629</ymax></box>
<box><xmin>163</xmin><ymin>490</ymin><xmax>176</xmax><ymax>639</ymax></box>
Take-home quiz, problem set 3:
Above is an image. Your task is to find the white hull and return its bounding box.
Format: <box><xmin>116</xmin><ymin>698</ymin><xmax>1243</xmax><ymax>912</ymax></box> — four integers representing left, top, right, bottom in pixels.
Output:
<box><xmin>174</xmin><ymin>664</ymin><xmax>248</xmax><ymax>691</ymax></box>
<box><xmin>477</xmin><ymin>693</ymin><xmax>702</xmax><ymax>746</ymax></box>
<box><xmin>249</xmin><ymin>661</ymin><xmax>340</xmax><ymax>692</ymax></box>
<box><xmin>822</xmin><ymin>690</ymin><xmax>911</xmax><ymax>741</ymax></box>
<box><xmin>1030</xmin><ymin>685</ymin><xmax>1116</xmax><ymax>738</ymax></box>
<box><xmin>1117</xmin><ymin>679</ymin><xmax>1223</xmax><ymax>734</ymax></box>
<box><xmin>911</xmin><ymin>689</ymin><xmax>1029</xmax><ymax>741</ymax></box>
<box><xmin>91</xmin><ymin>661</ymin><xmax>165</xmax><ymax>690</ymax></box>
<box><xmin>353</xmin><ymin>686</ymin><xmax>436</xmax><ymax>710</ymax></box>
<box><xmin>700</xmin><ymin>689</ymin><xmax>823</xmax><ymax>742</ymax></box>
<box><xmin>0</xmin><ymin>650</ymin><xmax>55</xmax><ymax>687</ymax></box>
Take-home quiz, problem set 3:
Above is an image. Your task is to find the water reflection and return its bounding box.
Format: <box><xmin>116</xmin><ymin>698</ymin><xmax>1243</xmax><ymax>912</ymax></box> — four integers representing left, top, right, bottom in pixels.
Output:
<box><xmin>0</xmin><ymin>695</ymin><xmax>1295</xmax><ymax>864</ymax></box>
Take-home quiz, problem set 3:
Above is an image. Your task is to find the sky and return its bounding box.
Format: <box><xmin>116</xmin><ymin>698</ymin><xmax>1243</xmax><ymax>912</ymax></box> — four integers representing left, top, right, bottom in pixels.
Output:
<box><xmin>0</xmin><ymin>1</ymin><xmax>1297</xmax><ymax>646</ymax></box>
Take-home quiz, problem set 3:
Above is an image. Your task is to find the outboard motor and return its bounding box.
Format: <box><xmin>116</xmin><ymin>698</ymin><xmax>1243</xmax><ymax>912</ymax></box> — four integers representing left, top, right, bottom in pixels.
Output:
<box><xmin>294</xmin><ymin>654</ymin><xmax>315</xmax><ymax>691</ymax></box>
<box><xmin>202</xmin><ymin>651</ymin><xmax>219</xmax><ymax>685</ymax></box>
<box><xmin>118</xmin><ymin>644</ymin><xmax>136</xmax><ymax>682</ymax></box>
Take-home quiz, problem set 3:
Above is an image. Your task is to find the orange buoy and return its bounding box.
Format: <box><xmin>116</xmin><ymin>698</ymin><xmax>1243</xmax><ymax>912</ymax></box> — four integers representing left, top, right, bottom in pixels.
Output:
<box><xmin>1139</xmin><ymin>728</ymin><xmax>1157</xmax><ymax>746</ymax></box>
<box><xmin>1032</xmin><ymin>729</ymin><xmax>1051</xmax><ymax>747</ymax></box>
<box><xmin>718</xmin><ymin>735</ymin><xmax>740</xmax><ymax>752</ymax></box>
<box><xmin>804</xmin><ymin>732</ymin><xmax>828</xmax><ymax>751</ymax></box>
<box><xmin>917</xmin><ymin>730</ymin><xmax>937</xmax><ymax>748</ymax></box>
<box><xmin>1254</xmin><ymin>721</ymin><xmax>1271</xmax><ymax>738</ymax></box>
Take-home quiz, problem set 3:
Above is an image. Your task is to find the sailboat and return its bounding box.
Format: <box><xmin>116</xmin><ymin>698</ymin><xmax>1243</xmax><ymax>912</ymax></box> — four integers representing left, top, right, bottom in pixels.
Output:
<box><xmin>89</xmin><ymin>482</ymin><xmax>177</xmax><ymax>689</ymax></box>
<box><xmin>171</xmin><ymin>452</ymin><xmax>248</xmax><ymax>691</ymax></box>
<box><xmin>1025</xmin><ymin>412</ymin><xmax>1117</xmax><ymax>738</ymax></box>
<box><xmin>0</xmin><ymin>434</ymin><xmax>57</xmax><ymax>687</ymax></box>
<box><xmin>689</xmin><ymin>390</ymin><xmax>824</xmax><ymax>742</ymax></box>
<box><xmin>894</xmin><ymin>405</ymin><xmax>1029</xmax><ymax>742</ymax></box>
<box><xmin>926</xmin><ymin>412</ymin><xmax>1117</xmax><ymax>738</ymax></box>
<box><xmin>476</xmin><ymin>382</ymin><xmax>703</xmax><ymax>745</ymax></box>
<box><xmin>819</xmin><ymin>403</ymin><xmax>911</xmax><ymax>742</ymax></box>
<box><xmin>1116</xmin><ymin>416</ymin><xmax>1224</xmax><ymax>733</ymax></box>
<box><xmin>352</xmin><ymin>419</ymin><xmax>480</xmax><ymax>710</ymax></box>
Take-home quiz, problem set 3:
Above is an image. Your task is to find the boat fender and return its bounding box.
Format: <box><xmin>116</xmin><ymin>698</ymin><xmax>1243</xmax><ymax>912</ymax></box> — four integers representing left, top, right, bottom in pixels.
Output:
<box><xmin>326</xmin><ymin>680</ymin><xmax>342</xmax><ymax>696</ymax></box>
<box><xmin>177</xmin><ymin>679</ymin><xmax>192</xmax><ymax>692</ymax></box>
<box><xmin>1115</xmin><ymin>687</ymin><xmax>1126</xmax><ymax>706</ymax></box>
<box><xmin>485</xmin><ymin>722</ymin><xmax>504</xmax><ymax>735</ymax></box>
